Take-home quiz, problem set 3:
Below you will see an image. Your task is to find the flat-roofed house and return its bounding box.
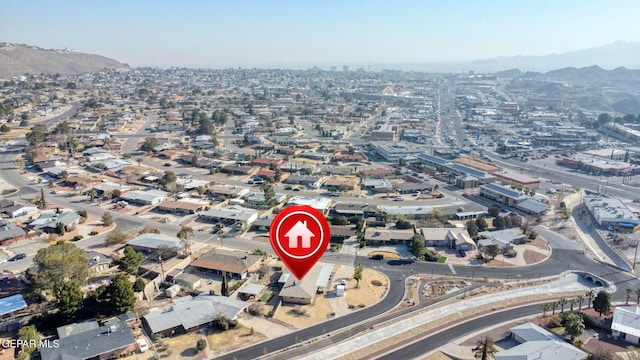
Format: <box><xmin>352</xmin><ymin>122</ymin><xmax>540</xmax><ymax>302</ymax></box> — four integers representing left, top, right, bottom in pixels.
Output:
<box><xmin>200</xmin><ymin>205</ymin><xmax>259</xmax><ymax>228</ymax></box>
<box><xmin>364</xmin><ymin>228</ymin><xmax>414</xmax><ymax>245</ymax></box>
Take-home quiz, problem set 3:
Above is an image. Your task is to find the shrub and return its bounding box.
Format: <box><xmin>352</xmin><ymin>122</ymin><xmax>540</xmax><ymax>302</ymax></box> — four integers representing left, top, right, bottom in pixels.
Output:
<box><xmin>371</xmin><ymin>280</ymin><xmax>383</xmax><ymax>287</ymax></box>
<box><xmin>247</xmin><ymin>302</ymin><xmax>265</xmax><ymax>316</ymax></box>
<box><xmin>196</xmin><ymin>339</ymin><xmax>207</xmax><ymax>352</ymax></box>
<box><xmin>72</xmin><ymin>235</ymin><xmax>84</xmax><ymax>241</ymax></box>
<box><xmin>105</xmin><ymin>230</ymin><xmax>131</xmax><ymax>245</ymax></box>
<box><xmin>89</xmin><ymin>231</ymin><xmax>98</xmax><ymax>236</ymax></box>
<box><xmin>134</xmin><ymin>278</ymin><xmax>146</xmax><ymax>292</ymax></box>
<box><xmin>267</xmin><ymin>310</ymin><xmax>275</xmax><ymax>317</ymax></box>
<box><xmin>358</xmin><ymin>303</ymin><xmax>366</xmax><ymax>308</ymax></box>
<box><xmin>348</xmin><ymin>304</ymin><xmax>355</xmax><ymax>309</ymax></box>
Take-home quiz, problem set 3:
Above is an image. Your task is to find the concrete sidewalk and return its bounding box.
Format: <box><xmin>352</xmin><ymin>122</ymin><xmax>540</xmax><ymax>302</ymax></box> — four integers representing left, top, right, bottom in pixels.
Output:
<box><xmin>297</xmin><ymin>274</ymin><xmax>598</xmax><ymax>360</ymax></box>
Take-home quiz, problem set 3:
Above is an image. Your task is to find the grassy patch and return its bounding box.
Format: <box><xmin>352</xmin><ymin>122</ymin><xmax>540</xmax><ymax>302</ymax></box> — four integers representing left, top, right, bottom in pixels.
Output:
<box><xmin>330</xmin><ymin>242</ymin><xmax>343</xmax><ymax>249</ymax></box>
<box><xmin>259</xmin><ymin>293</ymin><xmax>274</xmax><ymax>303</ymax></box>
<box><xmin>436</xmin><ymin>256</ymin><xmax>447</xmax><ymax>263</ymax></box>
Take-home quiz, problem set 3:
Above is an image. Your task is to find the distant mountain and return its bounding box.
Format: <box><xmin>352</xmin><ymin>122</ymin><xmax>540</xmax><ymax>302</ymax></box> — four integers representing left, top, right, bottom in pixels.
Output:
<box><xmin>373</xmin><ymin>41</ymin><xmax>640</xmax><ymax>73</ymax></box>
<box><xmin>0</xmin><ymin>43</ymin><xmax>127</xmax><ymax>79</ymax></box>
<box><xmin>517</xmin><ymin>65</ymin><xmax>640</xmax><ymax>90</ymax></box>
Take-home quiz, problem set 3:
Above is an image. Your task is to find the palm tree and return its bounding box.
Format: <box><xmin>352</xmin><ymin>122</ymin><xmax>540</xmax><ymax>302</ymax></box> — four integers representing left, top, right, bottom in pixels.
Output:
<box><xmin>541</xmin><ymin>303</ymin><xmax>550</xmax><ymax>317</ymax></box>
<box><xmin>626</xmin><ymin>288</ymin><xmax>633</xmax><ymax>305</ymax></box>
<box><xmin>586</xmin><ymin>290</ymin><xmax>595</xmax><ymax>308</ymax></box>
<box><xmin>577</xmin><ymin>295</ymin><xmax>585</xmax><ymax>310</ymax></box>
<box><xmin>136</xmin><ymin>158</ymin><xmax>143</xmax><ymax>167</ymax></box>
<box><xmin>569</xmin><ymin>298</ymin><xmax>576</xmax><ymax>311</ymax></box>
<box><xmin>550</xmin><ymin>301</ymin><xmax>559</xmax><ymax>315</ymax></box>
<box><xmin>472</xmin><ymin>337</ymin><xmax>497</xmax><ymax>360</ymax></box>
<box><xmin>559</xmin><ymin>297</ymin><xmax>567</xmax><ymax>313</ymax></box>
<box><xmin>564</xmin><ymin>312</ymin><xmax>585</xmax><ymax>343</ymax></box>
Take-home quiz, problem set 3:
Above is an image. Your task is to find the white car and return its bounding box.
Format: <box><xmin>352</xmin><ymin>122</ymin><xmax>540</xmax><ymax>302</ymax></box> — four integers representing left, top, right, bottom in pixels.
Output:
<box><xmin>0</xmin><ymin>259</ymin><xmax>6</xmax><ymax>264</ymax></box>
<box><xmin>394</xmin><ymin>196</ymin><xmax>404</xmax><ymax>201</ymax></box>
<box><xmin>137</xmin><ymin>339</ymin><xmax>149</xmax><ymax>353</ymax></box>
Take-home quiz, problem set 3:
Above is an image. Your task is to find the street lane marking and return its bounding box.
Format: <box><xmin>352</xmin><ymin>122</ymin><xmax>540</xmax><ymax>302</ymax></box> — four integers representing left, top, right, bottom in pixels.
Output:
<box><xmin>448</xmin><ymin>264</ymin><xmax>456</xmax><ymax>275</ymax></box>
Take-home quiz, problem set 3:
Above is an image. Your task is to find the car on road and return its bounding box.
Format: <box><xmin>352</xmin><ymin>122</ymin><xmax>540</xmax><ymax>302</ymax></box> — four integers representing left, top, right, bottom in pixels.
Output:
<box><xmin>292</xmin><ymin>187</ymin><xmax>301</xmax><ymax>191</ymax></box>
<box><xmin>394</xmin><ymin>196</ymin><xmax>404</xmax><ymax>201</ymax></box>
<box><xmin>329</xmin><ymin>192</ymin><xmax>341</xmax><ymax>197</ymax></box>
<box><xmin>9</xmin><ymin>253</ymin><xmax>26</xmax><ymax>261</ymax></box>
<box><xmin>163</xmin><ymin>162</ymin><xmax>171</xmax><ymax>167</ymax></box>
<box><xmin>284</xmin><ymin>185</ymin><xmax>293</xmax><ymax>190</ymax></box>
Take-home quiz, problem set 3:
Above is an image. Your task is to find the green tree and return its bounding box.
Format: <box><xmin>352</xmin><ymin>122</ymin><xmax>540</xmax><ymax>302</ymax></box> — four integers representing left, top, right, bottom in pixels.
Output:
<box><xmin>559</xmin><ymin>297</ymin><xmax>567</xmax><ymax>312</ymax></box>
<box><xmin>586</xmin><ymin>290</ymin><xmax>595</xmax><ymax>308</ymax></box>
<box><xmin>411</xmin><ymin>233</ymin><xmax>426</xmax><ymax>259</ymax></box>
<box><xmin>221</xmin><ymin>271</ymin><xmax>229</xmax><ymax>297</ymax></box>
<box><xmin>483</xmin><ymin>244</ymin><xmax>500</xmax><ymax>261</ymax></box>
<box><xmin>353</xmin><ymin>263</ymin><xmax>363</xmax><ymax>288</ymax></box>
<box><xmin>598</xmin><ymin>113</ymin><xmax>612</xmax><ymax>126</ymax></box>
<box><xmin>472</xmin><ymin>337</ymin><xmax>497</xmax><ymax>360</ymax></box>
<box><xmin>197</xmin><ymin>339</ymin><xmax>207</xmax><ymax>352</ymax></box>
<box><xmin>87</xmin><ymin>188</ymin><xmax>97</xmax><ymax>201</ymax></box>
<box><xmin>492</xmin><ymin>216</ymin><xmax>506</xmax><ymax>230</ymax></box>
<box><xmin>563</xmin><ymin>312</ymin><xmax>585</xmax><ymax>343</ymax></box>
<box><xmin>105</xmin><ymin>230</ymin><xmax>131</xmax><ymax>246</ymax></box>
<box><xmin>627</xmin><ymin>288</ymin><xmax>633</xmax><ymax>305</ymax></box>
<box><xmin>102</xmin><ymin>211</ymin><xmax>114</xmax><ymax>226</ymax></box>
<box><xmin>262</xmin><ymin>183</ymin><xmax>276</xmax><ymax>208</ymax></box>
<box><xmin>177</xmin><ymin>226</ymin><xmax>194</xmax><ymax>257</ymax></box>
<box><xmin>466</xmin><ymin>220</ymin><xmax>479</xmax><ymax>238</ymax></box>
<box><xmin>118</xmin><ymin>246</ymin><xmax>144</xmax><ymax>275</ymax></box>
<box><xmin>36</xmin><ymin>187</ymin><xmax>47</xmax><ymax>209</ymax></box>
<box><xmin>396</xmin><ymin>218</ymin><xmax>413</xmax><ymax>229</ymax></box>
<box><xmin>54</xmin><ymin>281</ymin><xmax>84</xmax><ymax>322</ymax></box>
<box><xmin>55</xmin><ymin>120</ymin><xmax>71</xmax><ymax>135</ymax></box>
<box><xmin>475</xmin><ymin>217</ymin><xmax>488</xmax><ymax>231</ymax></box>
<box><xmin>540</xmin><ymin>303</ymin><xmax>550</xmax><ymax>317</ymax></box>
<box><xmin>58</xmin><ymin>170</ymin><xmax>69</xmax><ymax>183</ymax></box>
<box><xmin>17</xmin><ymin>325</ymin><xmax>41</xmax><ymax>360</ymax></box>
<box><xmin>528</xmin><ymin>232</ymin><xmax>538</xmax><ymax>240</ymax></box>
<box><xmin>106</xmin><ymin>274</ymin><xmax>136</xmax><ymax>314</ymax></box>
<box><xmin>25</xmin><ymin>124</ymin><xmax>47</xmax><ymax>145</ymax></box>
<box><xmin>160</xmin><ymin>170</ymin><xmax>177</xmax><ymax>186</ymax></box>
<box><xmin>140</xmin><ymin>137</ymin><xmax>158</xmax><ymax>152</ymax></box>
<box><xmin>55</xmin><ymin>221</ymin><xmax>65</xmax><ymax>235</ymax></box>
<box><xmin>487</xmin><ymin>206</ymin><xmax>500</xmax><ymax>217</ymax></box>
<box><xmin>33</xmin><ymin>242</ymin><xmax>89</xmax><ymax>297</ymax></box>
<box><xmin>593</xmin><ymin>290</ymin><xmax>611</xmax><ymax>316</ymax></box>
<box><xmin>0</xmin><ymin>124</ymin><xmax>10</xmax><ymax>133</ymax></box>
<box><xmin>331</xmin><ymin>216</ymin><xmax>350</xmax><ymax>226</ymax></box>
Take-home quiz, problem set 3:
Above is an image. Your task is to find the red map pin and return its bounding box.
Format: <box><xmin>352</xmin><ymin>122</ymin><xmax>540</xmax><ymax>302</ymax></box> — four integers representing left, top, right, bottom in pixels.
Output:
<box><xmin>270</xmin><ymin>205</ymin><xmax>331</xmax><ymax>280</ymax></box>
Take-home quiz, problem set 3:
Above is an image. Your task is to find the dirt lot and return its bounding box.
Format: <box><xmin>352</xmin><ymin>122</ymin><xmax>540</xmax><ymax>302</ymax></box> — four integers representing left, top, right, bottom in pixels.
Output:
<box><xmin>345</xmin><ymin>268</ymin><xmax>388</xmax><ymax>307</ymax></box>
<box><xmin>207</xmin><ymin>325</ymin><xmax>267</xmax><ymax>357</ymax></box>
<box><xmin>159</xmin><ymin>332</ymin><xmax>202</xmax><ymax>359</ymax></box>
<box><xmin>275</xmin><ymin>296</ymin><xmax>335</xmax><ymax>328</ymax></box>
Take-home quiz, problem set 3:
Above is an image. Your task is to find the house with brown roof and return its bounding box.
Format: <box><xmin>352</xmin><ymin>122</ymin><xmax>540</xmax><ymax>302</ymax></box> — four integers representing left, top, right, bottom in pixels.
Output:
<box><xmin>323</xmin><ymin>176</ymin><xmax>359</xmax><ymax>190</ymax></box>
<box><xmin>155</xmin><ymin>201</ymin><xmax>208</xmax><ymax>215</ymax></box>
<box><xmin>190</xmin><ymin>249</ymin><xmax>262</xmax><ymax>279</ymax></box>
<box><xmin>251</xmin><ymin>157</ymin><xmax>284</xmax><ymax>167</ymax></box>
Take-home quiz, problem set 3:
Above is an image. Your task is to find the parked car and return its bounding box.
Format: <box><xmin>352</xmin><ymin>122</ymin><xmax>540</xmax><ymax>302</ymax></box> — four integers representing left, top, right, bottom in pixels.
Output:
<box><xmin>394</xmin><ymin>196</ymin><xmax>404</xmax><ymax>201</ymax></box>
<box><xmin>370</xmin><ymin>254</ymin><xmax>384</xmax><ymax>260</ymax></box>
<box><xmin>137</xmin><ymin>339</ymin><xmax>149</xmax><ymax>353</ymax></box>
<box><xmin>163</xmin><ymin>162</ymin><xmax>171</xmax><ymax>167</ymax></box>
<box><xmin>330</xmin><ymin>192</ymin><xmax>341</xmax><ymax>197</ymax></box>
<box><xmin>9</xmin><ymin>253</ymin><xmax>26</xmax><ymax>261</ymax></box>
<box><xmin>457</xmin><ymin>249</ymin><xmax>467</xmax><ymax>257</ymax></box>
<box><xmin>284</xmin><ymin>185</ymin><xmax>293</xmax><ymax>190</ymax></box>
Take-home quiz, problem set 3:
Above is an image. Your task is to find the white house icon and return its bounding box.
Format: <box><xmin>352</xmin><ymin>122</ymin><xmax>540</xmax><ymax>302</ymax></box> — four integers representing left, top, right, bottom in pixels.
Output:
<box><xmin>284</xmin><ymin>220</ymin><xmax>315</xmax><ymax>248</ymax></box>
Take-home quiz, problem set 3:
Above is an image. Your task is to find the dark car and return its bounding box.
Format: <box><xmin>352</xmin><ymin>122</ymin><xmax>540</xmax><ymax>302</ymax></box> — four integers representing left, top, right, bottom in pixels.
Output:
<box><xmin>388</xmin><ymin>259</ymin><xmax>414</xmax><ymax>265</ymax></box>
<box><xmin>370</xmin><ymin>254</ymin><xmax>384</xmax><ymax>260</ymax></box>
<box><xmin>9</xmin><ymin>253</ymin><xmax>26</xmax><ymax>261</ymax></box>
<box><xmin>163</xmin><ymin>162</ymin><xmax>171</xmax><ymax>167</ymax></box>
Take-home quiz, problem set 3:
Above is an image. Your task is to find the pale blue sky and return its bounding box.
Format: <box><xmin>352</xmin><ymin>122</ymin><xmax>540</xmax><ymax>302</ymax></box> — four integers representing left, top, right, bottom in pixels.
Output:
<box><xmin>1</xmin><ymin>0</ymin><xmax>639</xmax><ymax>68</ymax></box>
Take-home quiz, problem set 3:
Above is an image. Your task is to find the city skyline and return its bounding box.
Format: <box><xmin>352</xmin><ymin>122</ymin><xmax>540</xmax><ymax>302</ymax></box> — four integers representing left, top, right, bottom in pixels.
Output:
<box><xmin>1</xmin><ymin>0</ymin><xmax>640</xmax><ymax>68</ymax></box>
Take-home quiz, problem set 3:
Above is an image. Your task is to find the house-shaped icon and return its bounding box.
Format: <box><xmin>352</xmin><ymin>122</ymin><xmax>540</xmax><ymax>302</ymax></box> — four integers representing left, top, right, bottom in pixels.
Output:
<box><xmin>284</xmin><ymin>220</ymin><xmax>315</xmax><ymax>248</ymax></box>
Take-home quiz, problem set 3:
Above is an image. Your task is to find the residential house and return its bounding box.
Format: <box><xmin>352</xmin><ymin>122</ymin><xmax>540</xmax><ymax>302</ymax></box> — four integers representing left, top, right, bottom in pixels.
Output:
<box><xmin>200</xmin><ymin>205</ymin><xmax>259</xmax><ymax>228</ymax></box>
<box><xmin>126</xmin><ymin>233</ymin><xmax>182</xmax><ymax>258</ymax></box>
<box><xmin>278</xmin><ymin>265</ymin><xmax>333</xmax><ymax>304</ymax></box>
<box><xmin>3</xmin><ymin>203</ymin><xmax>37</xmax><ymax>218</ymax></box>
<box><xmin>419</xmin><ymin>227</ymin><xmax>476</xmax><ymax>250</ymax></box>
<box><xmin>0</xmin><ymin>272</ymin><xmax>22</xmax><ymax>300</ymax></box>
<box><xmin>0</xmin><ymin>294</ymin><xmax>28</xmax><ymax>318</ymax></box>
<box><xmin>477</xmin><ymin>228</ymin><xmax>526</xmax><ymax>253</ymax></box>
<box><xmin>155</xmin><ymin>201</ymin><xmax>208</xmax><ymax>215</ymax></box>
<box><xmin>207</xmin><ymin>185</ymin><xmax>250</xmax><ymax>199</ymax></box>
<box><xmin>87</xmin><ymin>251</ymin><xmax>111</xmax><ymax>274</ymax></box>
<box><xmin>41</xmin><ymin>318</ymin><xmax>137</xmax><ymax>360</ymax></box>
<box><xmin>142</xmin><ymin>294</ymin><xmax>250</xmax><ymax>336</ymax></box>
<box><xmin>496</xmin><ymin>322</ymin><xmax>587</xmax><ymax>360</ymax></box>
<box><xmin>191</xmin><ymin>249</ymin><xmax>262</xmax><ymax>279</ymax></box>
<box><xmin>330</xmin><ymin>225</ymin><xmax>357</xmax><ymax>241</ymax></box>
<box><xmin>364</xmin><ymin>228</ymin><xmax>415</xmax><ymax>245</ymax></box>
<box><xmin>612</xmin><ymin>306</ymin><xmax>640</xmax><ymax>344</ymax></box>
<box><xmin>286</xmin><ymin>197</ymin><xmax>333</xmax><ymax>215</ymax></box>
<box><xmin>0</xmin><ymin>221</ymin><xmax>27</xmax><ymax>245</ymax></box>
<box><xmin>323</xmin><ymin>176</ymin><xmax>359</xmax><ymax>191</ymax></box>
<box><xmin>332</xmin><ymin>202</ymin><xmax>379</xmax><ymax>217</ymax></box>
<box><xmin>30</xmin><ymin>212</ymin><xmax>81</xmax><ymax>234</ymax></box>
<box><xmin>120</xmin><ymin>189</ymin><xmax>168</xmax><ymax>206</ymax></box>
<box><xmin>362</xmin><ymin>178</ymin><xmax>393</xmax><ymax>193</ymax></box>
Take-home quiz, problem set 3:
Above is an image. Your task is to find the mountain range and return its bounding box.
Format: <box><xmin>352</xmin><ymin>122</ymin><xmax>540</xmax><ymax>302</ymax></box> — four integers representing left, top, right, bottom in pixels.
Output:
<box><xmin>0</xmin><ymin>43</ymin><xmax>127</xmax><ymax>79</ymax></box>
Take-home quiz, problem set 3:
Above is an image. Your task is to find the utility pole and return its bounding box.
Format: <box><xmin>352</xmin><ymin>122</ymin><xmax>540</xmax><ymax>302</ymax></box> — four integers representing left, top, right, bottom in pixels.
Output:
<box><xmin>634</xmin><ymin>239</ymin><xmax>639</xmax><ymax>271</ymax></box>
<box><xmin>159</xmin><ymin>254</ymin><xmax>165</xmax><ymax>281</ymax></box>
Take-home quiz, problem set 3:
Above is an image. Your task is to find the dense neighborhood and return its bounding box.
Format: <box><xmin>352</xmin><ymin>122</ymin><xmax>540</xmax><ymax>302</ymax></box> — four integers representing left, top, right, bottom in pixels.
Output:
<box><xmin>0</xmin><ymin>63</ymin><xmax>640</xmax><ymax>360</ymax></box>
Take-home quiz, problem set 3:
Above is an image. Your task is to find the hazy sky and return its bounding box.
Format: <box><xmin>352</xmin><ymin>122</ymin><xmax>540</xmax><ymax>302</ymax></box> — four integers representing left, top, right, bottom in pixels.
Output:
<box><xmin>2</xmin><ymin>0</ymin><xmax>640</xmax><ymax>68</ymax></box>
